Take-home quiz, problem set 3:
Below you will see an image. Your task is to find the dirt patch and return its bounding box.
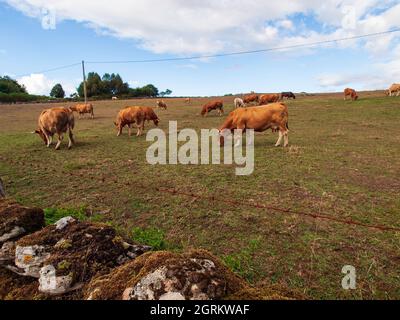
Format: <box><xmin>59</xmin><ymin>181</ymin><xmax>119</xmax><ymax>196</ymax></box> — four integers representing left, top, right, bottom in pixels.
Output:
<box><xmin>0</xmin><ymin>198</ymin><xmax>45</xmax><ymax>243</ymax></box>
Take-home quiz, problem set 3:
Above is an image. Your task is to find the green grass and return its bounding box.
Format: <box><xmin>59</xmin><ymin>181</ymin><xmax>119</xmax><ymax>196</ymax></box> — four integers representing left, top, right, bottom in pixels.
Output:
<box><xmin>131</xmin><ymin>227</ymin><xmax>168</xmax><ymax>250</ymax></box>
<box><xmin>223</xmin><ymin>237</ymin><xmax>262</xmax><ymax>283</ymax></box>
<box><xmin>0</xmin><ymin>93</ymin><xmax>399</xmax><ymax>299</ymax></box>
<box><xmin>43</xmin><ymin>207</ymin><xmax>88</xmax><ymax>225</ymax></box>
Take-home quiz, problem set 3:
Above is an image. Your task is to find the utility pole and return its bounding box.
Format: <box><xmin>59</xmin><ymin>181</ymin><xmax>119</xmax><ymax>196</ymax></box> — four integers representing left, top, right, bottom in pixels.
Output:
<box><xmin>82</xmin><ymin>60</ymin><xmax>88</xmax><ymax>104</ymax></box>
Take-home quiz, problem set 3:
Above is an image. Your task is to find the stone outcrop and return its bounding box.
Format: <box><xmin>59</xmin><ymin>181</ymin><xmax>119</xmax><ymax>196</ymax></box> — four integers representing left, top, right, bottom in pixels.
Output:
<box><xmin>0</xmin><ymin>198</ymin><xmax>303</xmax><ymax>300</ymax></box>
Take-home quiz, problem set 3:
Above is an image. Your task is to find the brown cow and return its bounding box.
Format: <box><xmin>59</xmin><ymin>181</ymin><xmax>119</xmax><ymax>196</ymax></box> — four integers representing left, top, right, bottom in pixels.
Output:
<box><xmin>34</xmin><ymin>107</ymin><xmax>75</xmax><ymax>150</ymax></box>
<box><xmin>70</xmin><ymin>103</ymin><xmax>94</xmax><ymax>119</ymax></box>
<box><xmin>386</xmin><ymin>83</ymin><xmax>400</xmax><ymax>97</ymax></box>
<box><xmin>243</xmin><ymin>94</ymin><xmax>259</xmax><ymax>105</ymax></box>
<box><xmin>114</xmin><ymin>106</ymin><xmax>159</xmax><ymax>137</ymax></box>
<box><xmin>344</xmin><ymin>88</ymin><xmax>358</xmax><ymax>101</ymax></box>
<box><xmin>201</xmin><ymin>100</ymin><xmax>224</xmax><ymax>117</ymax></box>
<box><xmin>156</xmin><ymin>100</ymin><xmax>168</xmax><ymax>110</ymax></box>
<box><xmin>219</xmin><ymin>103</ymin><xmax>289</xmax><ymax>147</ymax></box>
<box><xmin>258</xmin><ymin>94</ymin><xmax>280</xmax><ymax>105</ymax></box>
<box><xmin>185</xmin><ymin>98</ymin><xmax>191</xmax><ymax>104</ymax></box>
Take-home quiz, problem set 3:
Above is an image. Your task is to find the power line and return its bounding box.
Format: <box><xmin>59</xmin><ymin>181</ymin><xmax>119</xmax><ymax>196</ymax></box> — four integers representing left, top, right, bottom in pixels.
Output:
<box><xmin>11</xmin><ymin>28</ymin><xmax>400</xmax><ymax>77</ymax></box>
<box><xmin>86</xmin><ymin>28</ymin><xmax>400</xmax><ymax>65</ymax></box>
<box><xmin>15</xmin><ymin>62</ymin><xmax>81</xmax><ymax>78</ymax></box>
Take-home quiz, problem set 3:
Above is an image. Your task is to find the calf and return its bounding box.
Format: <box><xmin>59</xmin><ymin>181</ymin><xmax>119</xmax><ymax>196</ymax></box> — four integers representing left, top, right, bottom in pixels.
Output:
<box><xmin>219</xmin><ymin>103</ymin><xmax>289</xmax><ymax>147</ymax></box>
<box><xmin>70</xmin><ymin>103</ymin><xmax>94</xmax><ymax>119</ymax></box>
<box><xmin>156</xmin><ymin>100</ymin><xmax>168</xmax><ymax>110</ymax></box>
<box><xmin>234</xmin><ymin>98</ymin><xmax>245</xmax><ymax>109</ymax></box>
<box><xmin>114</xmin><ymin>106</ymin><xmax>159</xmax><ymax>137</ymax></box>
<box><xmin>259</xmin><ymin>94</ymin><xmax>280</xmax><ymax>105</ymax></box>
<box><xmin>201</xmin><ymin>100</ymin><xmax>224</xmax><ymax>117</ymax></box>
<box><xmin>344</xmin><ymin>88</ymin><xmax>358</xmax><ymax>101</ymax></box>
<box><xmin>34</xmin><ymin>107</ymin><xmax>75</xmax><ymax>150</ymax></box>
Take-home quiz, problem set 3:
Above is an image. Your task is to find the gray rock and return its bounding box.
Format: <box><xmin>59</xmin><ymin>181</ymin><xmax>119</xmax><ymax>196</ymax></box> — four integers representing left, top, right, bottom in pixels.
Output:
<box><xmin>15</xmin><ymin>245</ymin><xmax>51</xmax><ymax>278</ymax></box>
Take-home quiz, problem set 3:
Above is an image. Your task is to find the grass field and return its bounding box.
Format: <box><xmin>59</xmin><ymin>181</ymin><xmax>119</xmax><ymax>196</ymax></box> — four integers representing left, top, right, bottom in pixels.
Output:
<box><xmin>0</xmin><ymin>92</ymin><xmax>399</xmax><ymax>299</ymax></box>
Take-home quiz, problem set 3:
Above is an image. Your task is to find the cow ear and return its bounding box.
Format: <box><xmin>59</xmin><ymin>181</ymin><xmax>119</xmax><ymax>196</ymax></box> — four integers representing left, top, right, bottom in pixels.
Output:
<box><xmin>33</xmin><ymin>130</ymin><xmax>40</xmax><ymax>134</ymax></box>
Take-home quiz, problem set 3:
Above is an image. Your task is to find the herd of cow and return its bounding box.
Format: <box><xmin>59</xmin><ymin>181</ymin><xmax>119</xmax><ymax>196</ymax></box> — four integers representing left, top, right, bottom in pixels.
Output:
<box><xmin>33</xmin><ymin>84</ymin><xmax>400</xmax><ymax>150</ymax></box>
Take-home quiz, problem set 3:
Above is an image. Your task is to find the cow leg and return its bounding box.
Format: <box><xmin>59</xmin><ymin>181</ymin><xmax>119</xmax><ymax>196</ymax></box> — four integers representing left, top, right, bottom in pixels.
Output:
<box><xmin>283</xmin><ymin>131</ymin><xmax>289</xmax><ymax>147</ymax></box>
<box><xmin>43</xmin><ymin>132</ymin><xmax>51</xmax><ymax>147</ymax></box>
<box><xmin>91</xmin><ymin>110</ymin><xmax>94</xmax><ymax>119</ymax></box>
<box><xmin>68</xmin><ymin>128</ymin><xmax>74</xmax><ymax>149</ymax></box>
<box><xmin>117</xmin><ymin>125</ymin><xmax>123</xmax><ymax>137</ymax></box>
<box><xmin>275</xmin><ymin>131</ymin><xmax>284</xmax><ymax>147</ymax></box>
<box><xmin>128</xmin><ymin>124</ymin><xmax>132</xmax><ymax>137</ymax></box>
<box><xmin>55</xmin><ymin>134</ymin><xmax>63</xmax><ymax>150</ymax></box>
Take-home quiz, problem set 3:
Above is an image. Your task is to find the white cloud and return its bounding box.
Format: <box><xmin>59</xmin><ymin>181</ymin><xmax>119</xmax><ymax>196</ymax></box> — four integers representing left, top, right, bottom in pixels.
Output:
<box><xmin>5</xmin><ymin>0</ymin><xmax>400</xmax><ymax>92</ymax></box>
<box><xmin>5</xmin><ymin>0</ymin><xmax>400</xmax><ymax>55</ymax></box>
<box><xmin>277</xmin><ymin>19</ymin><xmax>294</xmax><ymax>30</ymax></box>
<box><xmin>17</xmin><ymin>73</ymin><xmax>77</xmax><ymax>96</ymax></box>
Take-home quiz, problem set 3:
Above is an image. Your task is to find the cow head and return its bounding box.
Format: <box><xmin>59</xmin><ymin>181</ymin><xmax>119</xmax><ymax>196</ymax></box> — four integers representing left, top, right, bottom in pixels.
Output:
<box><xmin>34</xmin><ymin>129</ymin><xmax>48</xmax><ymax>145</ymax></box>
<box><xmin>153</xmin><ymin>117</ymin><xmax>160</xmax><ymax>126</ymax></box>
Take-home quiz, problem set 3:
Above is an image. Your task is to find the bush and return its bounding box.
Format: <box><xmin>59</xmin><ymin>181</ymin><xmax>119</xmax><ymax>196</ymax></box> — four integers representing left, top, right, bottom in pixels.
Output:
<box><xmin>0</xmin><ymin>92</ymin><xmax>48</xmax><ymax>103</ymax></box>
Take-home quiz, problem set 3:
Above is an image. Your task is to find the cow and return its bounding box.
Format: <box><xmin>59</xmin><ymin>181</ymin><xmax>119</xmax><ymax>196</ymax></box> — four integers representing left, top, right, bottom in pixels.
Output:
<box><xmin>201</xmin><ymin>100</ymin><xmax>224</xmax><ymax>117</ymax></box>
<box><xmin>234</xmin><ymin>98</ymin><xmax>245</xmax><ymax>109</ymax></box>
<box><xmin>219</xmin><ymin>103</ymin><xmax>289</xmax><ymax>148</ymax></box>
<box><xmin>386</xmin><ymin>84</ymin><xmax>400</xmax><ymax>97</ymax></box>
<box><xmin>243</xmin><ymin>94</ymin><xmax>259</xmax><ymax>105</ymax></box>
<box><xmin>33</xmin><ymin>107</ymin><xmax>75</xmax><ymax>150</ymax></box>
<box><xmin>258</xmin><ymin>94</ymin><xmax>280</xmax><ymax>105</ymax></box>
<box><xmin>185</xmin><ymin>98</ymin><xmax>191</xmax><ymax>104</ymax></box>
<box><xmin>156</xmin><ymin>100</ymin><xmax>168</xmax><ymax>110</ymax></box>
<box><xmin>281</xmin><ymin>92</ymin><xmax>296</xmax><ymax>100</ymax></box>
<box><xmin>114</xmin><ymin>106</ymin><xmax>159</xmax><ymax>137</ymax></box>
<box><xmin>112</xmin><ymin>96</ymin><xmax>118</xmax><ymax>100</ymax></box>
<box><xmin>69</xmin><ymin>103</ymin><xmax>94</xmax><ymax>119</ymax></box>
<box><xmin>344</xmin><ymin>88</ymin><xmax>358</xmax><ymax>101</ymax></box>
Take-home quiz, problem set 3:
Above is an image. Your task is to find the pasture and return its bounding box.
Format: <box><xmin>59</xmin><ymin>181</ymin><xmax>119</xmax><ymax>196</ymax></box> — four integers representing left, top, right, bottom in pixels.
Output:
<box><xmin>0</xmin><ymin>93</ymin><xmax>399</xmax><ymax>299</ymax></box>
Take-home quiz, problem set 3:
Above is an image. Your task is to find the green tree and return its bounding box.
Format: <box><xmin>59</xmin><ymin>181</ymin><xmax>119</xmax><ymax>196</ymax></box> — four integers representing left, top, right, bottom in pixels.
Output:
<box><xmin>0</xmin><ymin>76</ymin><xmax>27</xmax><ymax>94</ymax></box>
<box><xmin>160</xmin><ymin>89</ymin><xmax>172</xmax><ymax>97</ymax></box>
<box><xmin>141</xmin><ymin>84</ymin><xmax>159</xmax><ymax>97</ymax></box>
<box><xmin>50</xmin><ymin>83</ymin><xmax>65</xmax><ymax>98</ymax></box>
<box><xmin>77</xmin><ymin>72</ymin><xmax>104</xmax><ymax>97</ymax></box>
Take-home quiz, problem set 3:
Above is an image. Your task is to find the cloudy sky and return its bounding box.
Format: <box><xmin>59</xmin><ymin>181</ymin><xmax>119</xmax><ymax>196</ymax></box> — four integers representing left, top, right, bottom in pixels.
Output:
<box><xmin>1</xmin><ymin>0</ymin><xmax>400</xmax><ymax>96</ymax></box>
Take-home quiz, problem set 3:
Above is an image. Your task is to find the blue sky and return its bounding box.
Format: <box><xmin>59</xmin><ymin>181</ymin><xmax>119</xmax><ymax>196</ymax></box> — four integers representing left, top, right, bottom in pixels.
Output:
<box><xmin>1</xmin><ymin>0</ymin><xmax>400</xmax><ymax>96</ymax></box>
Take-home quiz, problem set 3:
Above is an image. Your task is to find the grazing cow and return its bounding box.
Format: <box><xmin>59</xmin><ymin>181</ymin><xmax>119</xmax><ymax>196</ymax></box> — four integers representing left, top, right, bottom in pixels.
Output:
<box><xmin>386</xmin><ymin>83</ymin><xmax>400</xmax><ymax>97</ymax></box>
<box><xmin>34</xmin><ymin>107</ymin><xmax>75</xmax><ymax>150</ymax></box>
<box><xmin>258</xmin><ymin>94</ymin><xmax>280</xmax><ymax>105</ymax></box>
<box><xmin>114</xmin><ymin>106</ymin><xmax>159</xmax><ymax>137</ymax></box>
<box><xmin>219</xmin><ymin>103</ymin><xmax>289</xmax><ymax>147</ymax></box>
<box><xmin>185</xmin><ymin>98</ymin><xmax>191</xmax><ymax>104</ymax></box>
<box><xmin>70</xmin><ymin>103</ymin><xmax>94</xmax><ymax>119</ymax></box>
<box><xmin>344</xmin><ymin>88</ymin><xmax>358</xmax><ymax>101</ymax></box>
<box><xmin>156</xmin><ymin>100</ymin><xmax>168</xmax><ymax>110</ymax></box>
<box><xmin>281</xmin><ymin>92</ymin><xmax>296</xmax><ymax>100</ymax></box>
<box><xmin>201</xmin><ymin>100</ymin><xmax>224</xmax><ymax>117</ymax></box>
<box><xmin>112</xmin><ymin>96</ymin><xmax>118</xmax><ymax>100</ymax></box>
<box><xmin>234</xmin><ymin>98</ymin><xmax>245</xmax><ymax>109</ymax></box>
<box><xmin>243</xmin><ymin>94</ymin><xmax>259</xmax><ymax>105</ymax></box>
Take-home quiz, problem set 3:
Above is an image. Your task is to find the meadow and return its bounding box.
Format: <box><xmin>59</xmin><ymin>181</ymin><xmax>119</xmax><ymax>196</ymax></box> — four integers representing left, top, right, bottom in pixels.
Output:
<box><xmin>0</xmin><ymin>92</ymin><xmax>399</xmax><ymax>299</ymax></box>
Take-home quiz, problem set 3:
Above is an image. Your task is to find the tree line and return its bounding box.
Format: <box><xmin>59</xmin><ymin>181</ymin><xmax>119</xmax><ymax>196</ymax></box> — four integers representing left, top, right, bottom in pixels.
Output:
<box><xmin>0</xmin><ymin>73</ymin><xmax>172</xmax><ymax>103</ymax></box>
